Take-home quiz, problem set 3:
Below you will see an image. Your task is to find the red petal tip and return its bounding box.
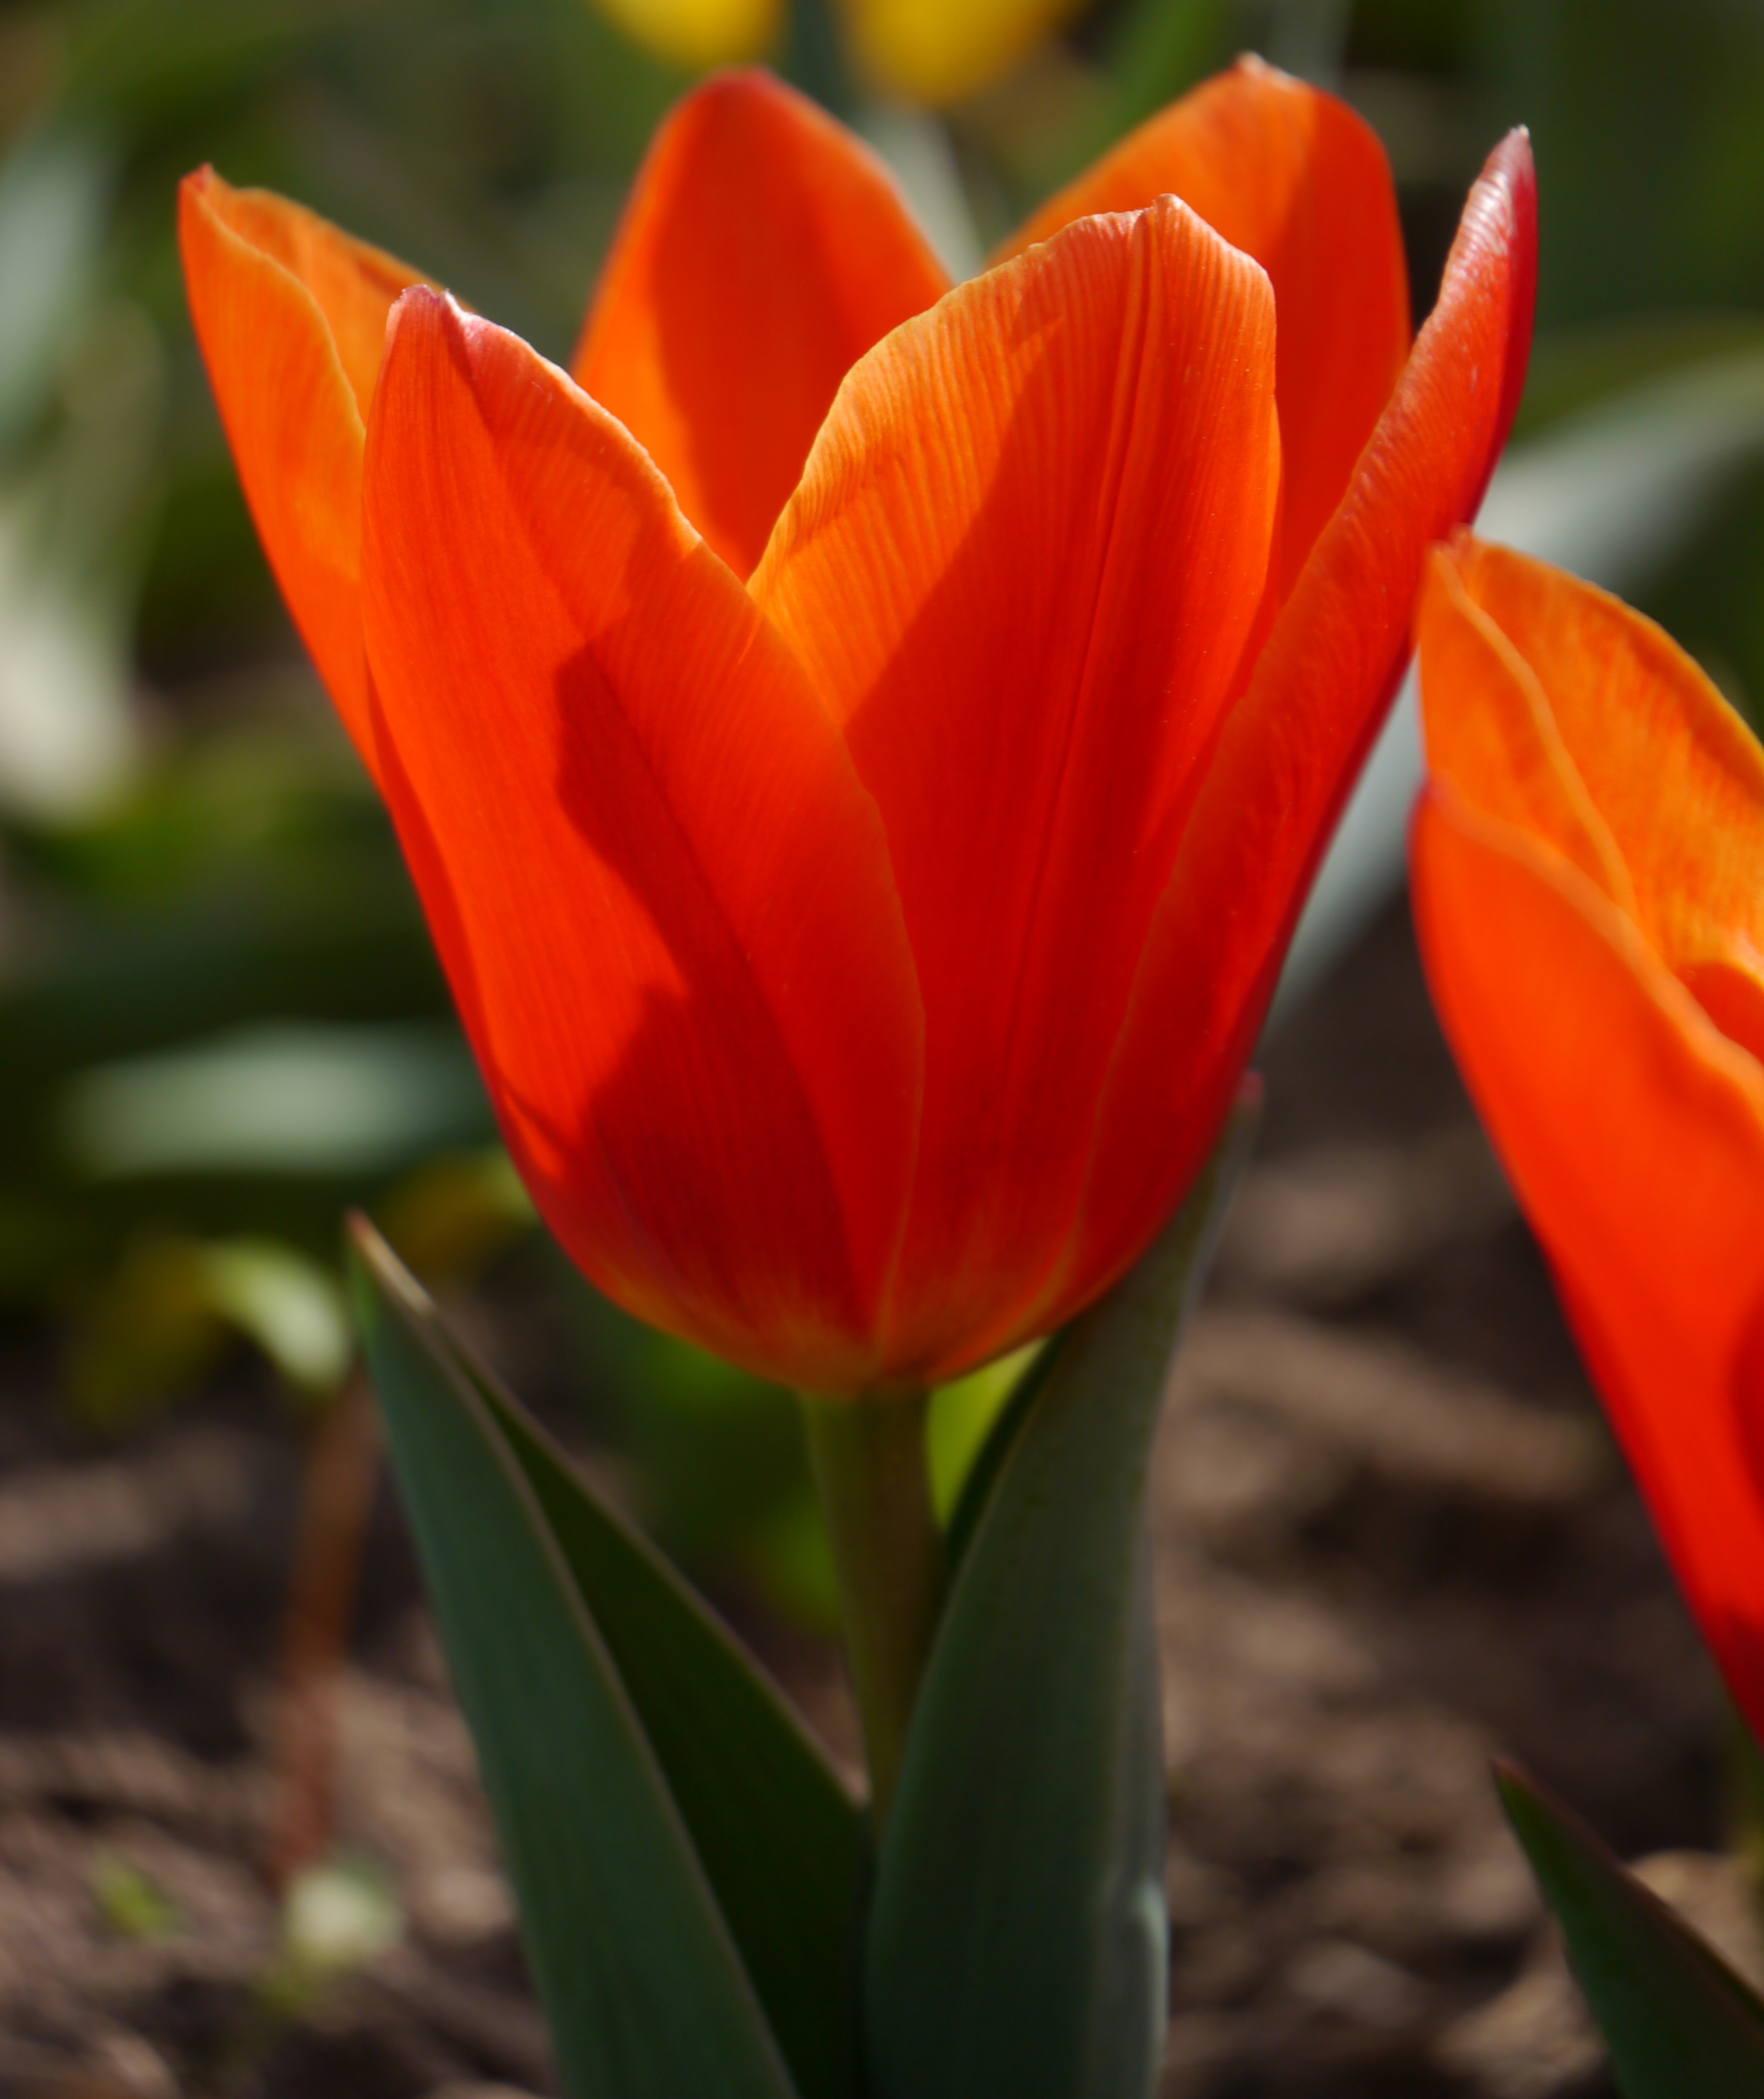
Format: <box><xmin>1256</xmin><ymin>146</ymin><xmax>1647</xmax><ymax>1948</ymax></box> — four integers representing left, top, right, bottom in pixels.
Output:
<box><xmin>1461</xmin><ymin>126</ymin><xmax>1538</xmax><ymax>465</ymax></box>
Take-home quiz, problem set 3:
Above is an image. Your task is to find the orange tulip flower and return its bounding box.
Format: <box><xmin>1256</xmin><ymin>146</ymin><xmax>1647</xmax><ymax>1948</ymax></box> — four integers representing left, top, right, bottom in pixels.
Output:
<box><xmin>1412</xmin><ymin>534</ymin><xmax>1764</xmax><ymax>1741</ymax></box>
<box><xmin>181</xmin><ymin>62</ymin><xmax>1534</xmax><ymax>1396</ymax></box>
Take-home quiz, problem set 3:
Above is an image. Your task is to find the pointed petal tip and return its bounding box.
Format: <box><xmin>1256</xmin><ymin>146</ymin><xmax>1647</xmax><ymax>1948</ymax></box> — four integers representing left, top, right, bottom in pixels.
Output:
<box><xmin>176</xmin><ymin>164</ymin><xmax>227</xmax><ymax>256</ymax></box>
<box><xmin>677</xmin><ymin>61</ymin><xmax>795</xmax><ymax>106</ymax></box>
<box><xmin>1434</xmin><ymin>122</ymin><xmax>1538</xmax><ymax>505</ymax></box>
<box><xmin>1226</xmin><ymin>49</ymin><xmax>1288</xmax><ymax>86</ymax></box>
<box><xmin>393</xmin><ymin>280</ymin><xmax>454</xmax><ymax>318</ymax></box>
<box><xmin>1482</xmin><ymin>125</ymin><xmax>1539</xmax><ymax>323</ymax></box>
<box><xmin>1470</xmin><ymin>125</ymin><xmax>1538</xmax><ymax>268</ymax></box>
<box><xmin>384</xmin><ymin>279</ymin><xmax>449</xmax><ymax>336</ymax></box>
<box><xmin>630</xmin><ymin>63</ymin><xmax>803</xmax><ymax>137</ymax></box>
<box><xmin>380</xmin><ymin>285</ymin><xmax>482</xmax><ymax>392</ymax></box>
<box><xmin>1451</xmin><ymin>125</ymin><xmax>1537</xmax><ymax>301</ymax></box>
<box><xmin>1488</xmin><ymin>123</ymin><xmax>1536</xmax><ymax>178</ymax></box>
<box><xmin>375</xmin><ymin>285</ymin><xmax>443</xmax><ymax>404</ymax></box>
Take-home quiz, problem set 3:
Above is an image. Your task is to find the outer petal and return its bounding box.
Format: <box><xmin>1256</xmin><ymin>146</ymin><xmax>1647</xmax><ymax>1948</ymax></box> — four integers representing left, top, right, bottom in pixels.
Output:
<box><xmin>179</xmin><ymin>168</ymin><xmax>431</xmax><ymax>777</ymax></box>
<box><xmin>571</xmin><ymin>71</ymin><xmax>949</xmax><ymax>579</ymax></box>
<box><xmin>1412</xmin><ymin>782</ymin><xmax>1764</xmax><ymax>1741</ymax></box>
<box><xmin>361</xmin><ymin>291</ymin><xmax>924</xmax><ymax>1394</ymax></box>
<box><xmin>1439</xmin><ymin>537</ymin><xmax>1764</xmax><ymax>1008</ymax></box>
<box><xmin>1053</xmin><ymin>130</ymin><xmax>1536</xmax><ymax>1333</ymax></box>
<box><xmin>1000</xmin><ymin>56</ymin><xmax>1410</xmax><ymax>598</ymax></box>
<box><xmin>752</xmin><ymin>198</ymin><xmax>1279</xmax><ymax>1376</ymax></box>
<box><xmin>1417</xmin><ymin>540</ymin><xmax>1639</xmax><ymax>914</ymax></box>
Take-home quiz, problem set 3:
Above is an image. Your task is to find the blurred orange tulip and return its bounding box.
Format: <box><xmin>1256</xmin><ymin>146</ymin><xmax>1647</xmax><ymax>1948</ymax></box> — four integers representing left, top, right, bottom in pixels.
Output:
<box><xmin>1413</xmin><ymin>534</ymin><xmax>1764</xmax><ymax>1740</ymax></box>
<box><xmin>181</xmin><ymin>63</ymin><xmax>1534</xmax><ymax>1395</ymax></box>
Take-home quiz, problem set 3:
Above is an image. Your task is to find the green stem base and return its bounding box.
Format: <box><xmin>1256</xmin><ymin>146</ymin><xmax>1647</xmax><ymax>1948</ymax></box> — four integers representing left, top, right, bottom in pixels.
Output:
<box><xmin>800</xmin><ymin>1389</ymin><xmax>944</xmax><ymax>1831</ymax></box>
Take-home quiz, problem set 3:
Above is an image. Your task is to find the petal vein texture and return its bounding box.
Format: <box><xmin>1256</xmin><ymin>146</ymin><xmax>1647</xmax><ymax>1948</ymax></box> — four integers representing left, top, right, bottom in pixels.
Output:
<box><xmin>753</xmin><ymin>195</ymin><xmax>1280</xmax><ymax>1374</ymax></box>
<box><xmin>1002</xmin><ymin>54</ymin><xmax>1412</xmax><ymax>598</ymax></box>
<box><xmin>363</xmin><ymin>292</ymin><xmax>924</xmax><ymax>1392</ymax></box>
<box><xmin>1411</xmin><ymin>535</ymin><xmax>1764</xmax><ymax>1742</ymax></box>
<box><xmin>1056</xmin><ymin>126</ymin><xmax>1536</xmax><ymax>1330</ymax></box>
<box><xmin>179</xmin><ymin>168</ymin><xmax>431</xmax><ymax>779</ymax></box>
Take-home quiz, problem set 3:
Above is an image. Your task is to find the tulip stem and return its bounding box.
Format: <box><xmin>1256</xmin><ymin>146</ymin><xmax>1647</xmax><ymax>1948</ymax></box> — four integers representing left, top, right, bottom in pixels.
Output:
<box><xmin>800</xmin><ymin>1389</ymin><xmax>944</xmax><ymax>1832</ymax></box>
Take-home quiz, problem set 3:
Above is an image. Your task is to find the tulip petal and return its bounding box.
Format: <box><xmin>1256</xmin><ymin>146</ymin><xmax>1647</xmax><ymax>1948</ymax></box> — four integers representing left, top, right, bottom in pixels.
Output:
<box><xmin>752</xmin><ymin>198</ymin><xmax>1280</xmax><ymax>1375</ymax></box>
<box><xmin>1000</xmin><ymin>56</ymin><xmax>1409</xmax><ymax>598</ymax></box>
<box><xmin>179</xmin><ymin>168</ymin><xmax>431</xmax><ymax>777</ymax></box>
<box><xmin>572</xmin><ymin>71</ymin><xmax>949</xmax><ymax>580</ymax></box>
<box><xmin>1435</xmin><ymin>536</ymin><xmax>1764</xmax><ymax>1000</ymax></box>
<box><xmin>1060</xmin><ymin>129</ymin><xmax>1536</xmax><ymax>1331</ymax></box>
<box><xmin>1417</xmin><ymin>540</ymin><xmax>1639</xmax><ymax>915</ymax></box>
<box><xmin>361</xmin><ymin>291</ymin><xmax>924</xmax><ymax>1393</ymax></box>
<box><xmin>1412</xmin><ymin>782</ymin><xmax>1764</xmax><ymax>1741</ymax></box>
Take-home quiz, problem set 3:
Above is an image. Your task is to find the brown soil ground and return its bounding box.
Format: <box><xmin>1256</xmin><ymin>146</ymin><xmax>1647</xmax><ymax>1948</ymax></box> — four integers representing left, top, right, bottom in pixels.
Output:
<box><xmin>0</xmin><ymin>899</ymin><xmax>1744</xmax><ymax>2098</ymax></box>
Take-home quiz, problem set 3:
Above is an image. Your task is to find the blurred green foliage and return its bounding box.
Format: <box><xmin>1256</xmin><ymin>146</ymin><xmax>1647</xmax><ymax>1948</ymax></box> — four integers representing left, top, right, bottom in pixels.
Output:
<box><xmin>2</xmin><ymin>0</ymin><xmax>1763</xmax><ymax>1609</ymax></box>
<box><xmin>0</xmin><ymin>0</ymin><xmax>687</xmax><ymax>1355</ymax></box>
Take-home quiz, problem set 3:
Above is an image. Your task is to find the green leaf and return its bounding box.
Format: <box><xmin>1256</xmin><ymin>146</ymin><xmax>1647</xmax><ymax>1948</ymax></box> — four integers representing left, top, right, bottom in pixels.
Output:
<box><xmin>350</xmin><ymin>1221</ymin><xmax>831</xmax><ymax>2099</ymax></box>
<box><xmin>1497</xmin><ymin>1760</ymin><xmax>1764</xmax><ymax>2098</ymax></box>
<box><xmin>355</xmin><ymin>1222</ymin><xmax>863</xmax><ymax>2099</ymax></box>
<box><xmin>474</xmin><ymin>1362</ymin><xmax>863</xmax><ymax>2099</ymax></box>
<box><xmin>865</xmin><ymin>1094</ymin><xmax>1258</xmax><ymax>2099</ymax></box>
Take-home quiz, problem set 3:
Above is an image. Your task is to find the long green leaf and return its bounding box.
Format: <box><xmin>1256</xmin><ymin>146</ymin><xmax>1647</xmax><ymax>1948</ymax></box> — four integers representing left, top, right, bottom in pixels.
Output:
<box><xmin>1497</xmin><ymin>1760</ymin><xmax>1764</xmax><ymax>2098</ymax></box>
<box><xmin>474</xmin><ymin>1368</ymin><xmax>863</xmax><ymax>2099</ymax></box>
<box><xmin>350</xmin><ymin>1223</ymin><xmax>805</xmax><ymax>2099</ymax></box>
<box><xmin>355</xmin><ymin>1221</ymin><xmax>865</xmax><ymax>2097</ymax></box>
<box><xmin>864</xmin><ymin>1097</ymin><xmax>1256</xmax><ymax>2099</ymax></box>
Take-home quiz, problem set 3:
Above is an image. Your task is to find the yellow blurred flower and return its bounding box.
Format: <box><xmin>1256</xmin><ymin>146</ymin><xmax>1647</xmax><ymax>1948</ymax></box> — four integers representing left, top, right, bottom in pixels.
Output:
<box><xmin>849</xmin><ymin>0</ymin><xmax>1082</xmax><ymax>103</ymax></box>
<box><xmin>591</xmin><ymin>0</ymin><xmax>1080</xmax><ymax>105</ymax></box>
<box><xmin>597</xmin><ymin>0</ymin><xmax>782</xmax><ymax>75</ymax></box>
